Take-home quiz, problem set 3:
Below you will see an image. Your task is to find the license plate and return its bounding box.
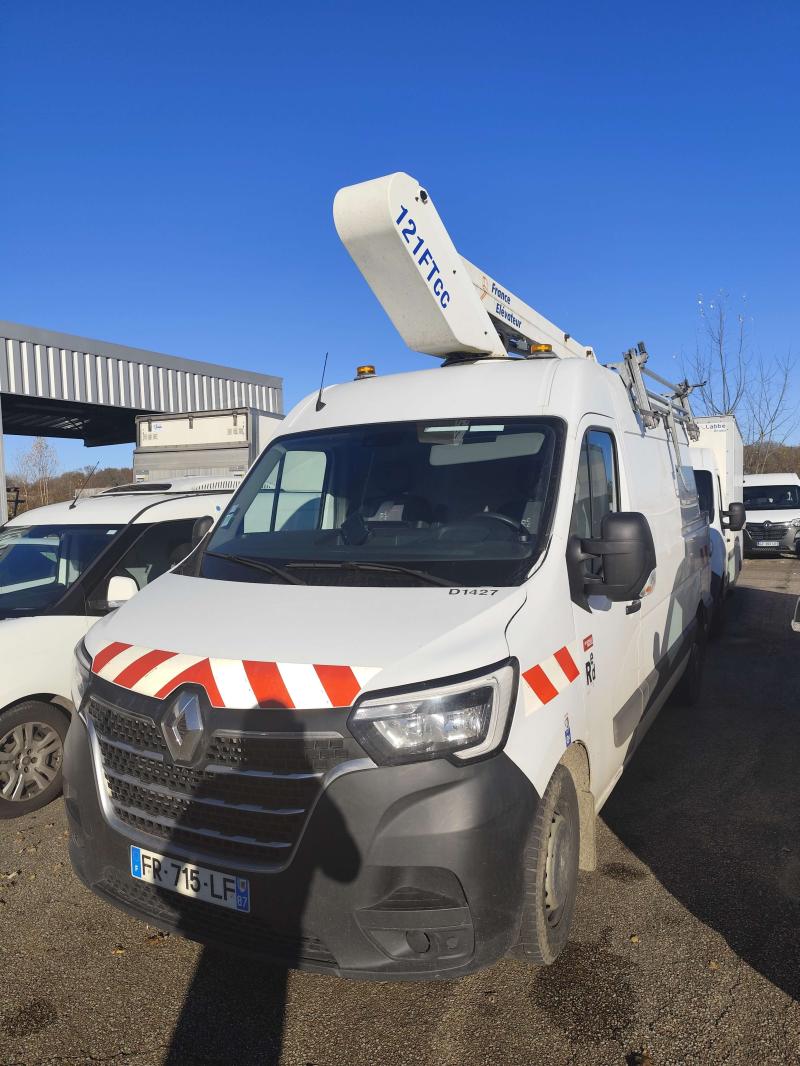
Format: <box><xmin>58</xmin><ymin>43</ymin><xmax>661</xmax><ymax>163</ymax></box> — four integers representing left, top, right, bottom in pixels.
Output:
<box><xmin>130</xmin><ymin>846</ymin><xmax>250</xmax><ymax>912</ymax></box>
<box><xmin>757</xmin><ymin>540</ymin><xmax>780</xmax><ymax>548</ymax></box>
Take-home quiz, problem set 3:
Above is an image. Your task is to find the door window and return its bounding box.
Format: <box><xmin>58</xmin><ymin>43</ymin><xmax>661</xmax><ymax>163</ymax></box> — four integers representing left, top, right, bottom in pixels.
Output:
<box><xmin>570</xmin><ymin>429</ymin><xmax>619</xmax><ymax>573</ymax></box>
<box><xmin>243</xmin><ymin>449</ymin><xmax>328</xmax><ymax>534</ymax></box>
<box><xmin>694</xmin><ymin>469</ymin><xmax>714</xmax><ymax>523</ymax></box>
<box><xmin>101</xmin><ymin>519</ymin><xmax>196</xmax><ymax>595</ymax></box>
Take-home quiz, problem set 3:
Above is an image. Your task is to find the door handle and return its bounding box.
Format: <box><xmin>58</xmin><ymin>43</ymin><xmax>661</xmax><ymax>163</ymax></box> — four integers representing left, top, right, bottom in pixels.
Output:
<box><xmin>625</xmin><ymin>600</ymin><xmax>642</xmax><ymax>615</ymax></box>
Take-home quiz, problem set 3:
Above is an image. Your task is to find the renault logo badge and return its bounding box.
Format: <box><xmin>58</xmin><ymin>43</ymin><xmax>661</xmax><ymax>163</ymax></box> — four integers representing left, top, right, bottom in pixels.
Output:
<box><xmin>162</xmin><ymin>691</ymin><xmax>205</xmax><ymax>765</ymax></box>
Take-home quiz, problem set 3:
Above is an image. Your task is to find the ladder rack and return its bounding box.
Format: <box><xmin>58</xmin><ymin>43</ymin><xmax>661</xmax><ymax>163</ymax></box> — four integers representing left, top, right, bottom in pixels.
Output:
<box><xmin>612</xmin><ymin>343</ymin><xmax>700</xmax><ymax>481</ymax></box>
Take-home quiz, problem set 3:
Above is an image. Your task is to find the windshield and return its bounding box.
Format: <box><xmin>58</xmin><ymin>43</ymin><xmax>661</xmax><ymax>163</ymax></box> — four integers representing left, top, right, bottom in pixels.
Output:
<box><xmin>0</xmin><ymin>524</ymin><xmax>120</xmax><ymax>615</ymax></box>
<box><xmin>201</xmin><ymin>418</ymin><xmax>564</xmax><ymax>586</ymax></box>
<box><xmin>743</xmin><ymin>484</ymin><xmax>800</xmax><ymax>511</ymax></box>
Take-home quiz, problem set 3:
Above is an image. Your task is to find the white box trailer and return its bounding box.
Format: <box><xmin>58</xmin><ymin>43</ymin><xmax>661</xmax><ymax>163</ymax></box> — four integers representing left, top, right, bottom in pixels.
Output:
<box><xmin>133</xmin><ymin>408</ymin><xmax>281</xmax><ymax>483</ymax></box>
<box><xmin>691</xmin><ymin>415</ymin><xmax>745</xmax><ymax>631</ymax></box>
<box><xmin>695</xmin><ymin>416</ymin><xmax>744</xmax><ymax>514</ymax></box>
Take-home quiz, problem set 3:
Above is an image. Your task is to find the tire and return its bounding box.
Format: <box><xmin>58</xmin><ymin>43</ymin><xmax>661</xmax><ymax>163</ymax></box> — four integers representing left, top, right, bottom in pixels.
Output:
<box><xmin>513</xmin><ymin>765</ymin><xmax>580</xmax><ymax>966</ymax></box>
<box><xmin>0</xmin><ymin>702</ymin><xmax>69</xmax><ymax>819</ymax></box>
<box><xmin>674</xmin><ymin>614</ymin><xmax>707</xmax><ymax>707</ymax></box>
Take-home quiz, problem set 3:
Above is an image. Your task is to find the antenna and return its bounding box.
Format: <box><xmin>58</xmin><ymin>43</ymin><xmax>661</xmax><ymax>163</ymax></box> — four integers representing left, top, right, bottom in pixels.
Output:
<box><xmin>69</xmin><ymin>462</ymin><xmax>100</xmax><ymax>509</ymax></box>
<box><xmin>315</xmin><ymin>352</ymin><xmax>329</xmax><ymax>412</ymax></box>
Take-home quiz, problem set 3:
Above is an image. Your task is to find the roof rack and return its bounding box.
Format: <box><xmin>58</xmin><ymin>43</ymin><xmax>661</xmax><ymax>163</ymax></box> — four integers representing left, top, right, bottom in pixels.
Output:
<box><xmin>100</xmin><ymin>476</ymin><xmax>240</xmax><ymax>496</ymax></box>
<box><xmin>612</xmin><ymin>342</ymin><xmax>700</xmax><ymax>481</ymax></box>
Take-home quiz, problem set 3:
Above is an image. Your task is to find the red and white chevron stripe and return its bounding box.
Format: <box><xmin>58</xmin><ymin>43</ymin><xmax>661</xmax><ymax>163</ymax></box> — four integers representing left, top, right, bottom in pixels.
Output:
<box><xmin>522</xmin><ymin>643</ymin><xmax>580</xmax><ymax>714</ymax></box>
<box><xmin>90</xmin><ymin>641</ymin><xmax>381</xmax><ymax>710</ymax></box>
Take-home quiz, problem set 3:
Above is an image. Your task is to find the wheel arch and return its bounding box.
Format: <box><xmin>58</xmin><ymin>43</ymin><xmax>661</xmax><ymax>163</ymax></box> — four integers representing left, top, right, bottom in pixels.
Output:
<box><xmin>1</xmin><ymin>694</ymin><xmax>72</xmax><ymax>721</ymax></box>
<box><xmin>558</xmin><ymin>740</ymin><xmax>596</xmax><ymax>871</ymax></box>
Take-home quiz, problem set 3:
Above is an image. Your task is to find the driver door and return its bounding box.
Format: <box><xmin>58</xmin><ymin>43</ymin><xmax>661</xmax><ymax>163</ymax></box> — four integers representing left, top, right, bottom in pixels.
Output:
<box><xmin>569</xmin><ymin>422</ymin><xmax>640</xmax><ymax>805</ymax></box>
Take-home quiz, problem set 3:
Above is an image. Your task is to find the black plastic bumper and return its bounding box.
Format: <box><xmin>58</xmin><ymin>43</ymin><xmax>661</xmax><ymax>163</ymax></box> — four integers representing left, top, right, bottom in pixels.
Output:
<box><xmin>743</xmin><ymin>527</ymin><xmax>796</xmax><ymax>555</ymax></box>
<box><xmin>64</xmin><ymin>712</ymin><xmax>538</xmax><ymax>980</ymax></box>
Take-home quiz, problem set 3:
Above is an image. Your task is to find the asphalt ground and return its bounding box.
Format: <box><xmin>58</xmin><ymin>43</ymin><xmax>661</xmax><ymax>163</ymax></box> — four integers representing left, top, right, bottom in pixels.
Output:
<box><xmin>2</xmin><ymin>557</ymin><xmax>799</xmax><ymax>1066</ymax></box>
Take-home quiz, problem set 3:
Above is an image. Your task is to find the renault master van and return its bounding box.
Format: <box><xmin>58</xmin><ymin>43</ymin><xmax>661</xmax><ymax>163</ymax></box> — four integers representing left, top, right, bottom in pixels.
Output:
<box><xmin>742</xmin><ymin>473</ymin><xmax>800</xmax><ymax>556</ymax></box>
<box><xmin>64</xmin><ymin>172</ymin><xmax>711</xmax><ymax>977</ymax></box>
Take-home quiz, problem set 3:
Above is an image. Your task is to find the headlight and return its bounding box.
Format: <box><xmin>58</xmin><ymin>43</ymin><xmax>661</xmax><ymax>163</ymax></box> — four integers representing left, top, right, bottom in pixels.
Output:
<box><xmin>348</xmin><ymin>661</ymin><xmax>517</xmax><ymax>766</ymax></box>
<box><xmin>790</xmin><ymin>517</ymin><xmax>800</xmax><ymax>529</ymax></box>
<box><xmin>71</xmin><ymin>640</ymin><xmax>92</xmax><ymax>711</ymax></box>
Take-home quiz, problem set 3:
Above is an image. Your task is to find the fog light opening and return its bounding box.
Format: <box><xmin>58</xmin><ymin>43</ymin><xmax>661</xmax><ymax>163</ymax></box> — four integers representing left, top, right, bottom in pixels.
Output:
<box><xmin>405</xmin><ymin>930</ymin><xmax>431</xmax><ymax>954</ymax></box>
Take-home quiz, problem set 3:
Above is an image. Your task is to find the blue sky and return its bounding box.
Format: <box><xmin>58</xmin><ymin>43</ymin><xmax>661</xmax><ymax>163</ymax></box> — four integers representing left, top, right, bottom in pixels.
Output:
<box><xmin>1</xmin><ymin>1</ymin><xmax>798</xmax><ymax>472</ymax></box>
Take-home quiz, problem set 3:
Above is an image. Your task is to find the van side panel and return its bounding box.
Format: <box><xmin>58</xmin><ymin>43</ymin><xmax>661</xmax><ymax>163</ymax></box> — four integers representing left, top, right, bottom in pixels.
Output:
<box><xmin>623</xmin><ymin>422</ymin><xmax>707</xmax><ymax>712</ymax></box>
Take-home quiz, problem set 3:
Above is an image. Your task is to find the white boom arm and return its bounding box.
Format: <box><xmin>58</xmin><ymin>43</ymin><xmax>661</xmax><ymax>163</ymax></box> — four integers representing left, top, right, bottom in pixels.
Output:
<box><xmin>333</xmin><ymin>171</ymin><xmax>594</xmax><ymax>361</ymax></box>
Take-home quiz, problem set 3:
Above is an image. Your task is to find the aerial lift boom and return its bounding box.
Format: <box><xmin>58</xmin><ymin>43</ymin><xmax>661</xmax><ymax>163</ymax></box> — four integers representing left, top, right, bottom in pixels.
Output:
<box><xmin>334</xmin><ymin>171</ymin><xmax>698</xmax><ymax>459</ymax></box>
<box><xmin>333</xmin><ymin>172</ymin><xmax>594</xmax><ymax>362</ymax></box>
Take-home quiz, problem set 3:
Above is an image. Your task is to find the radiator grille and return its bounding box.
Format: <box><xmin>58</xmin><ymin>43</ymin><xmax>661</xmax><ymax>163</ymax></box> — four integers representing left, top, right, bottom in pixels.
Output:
<box><xmin>88</xmin><ymin>697</ymin><xmax>359</xmax><ymax>864</ymax></box>
<box><xmin>746</xmin><ymin>521</ymin><xmax>789</xmax><ymax>538</ymax></box>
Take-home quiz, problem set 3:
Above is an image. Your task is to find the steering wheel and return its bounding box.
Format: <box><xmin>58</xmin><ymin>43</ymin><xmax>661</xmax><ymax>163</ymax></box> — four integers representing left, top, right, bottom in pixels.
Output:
<box><xmin>468</xmin><ymin>512</ymin><xmax>530</xmax><ymax>538</ymax></box>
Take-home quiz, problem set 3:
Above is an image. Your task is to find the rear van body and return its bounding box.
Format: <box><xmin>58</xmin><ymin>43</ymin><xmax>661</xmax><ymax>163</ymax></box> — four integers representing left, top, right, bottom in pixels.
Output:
<box><xmin>65</xmin><ymin>355</ymin><xmax>711</xmax><ymax>979</ymax></box>
<box><xmin>690</xmin><ymin>416</ymin><xmax>745</xmax><ymax>628</ymax></box>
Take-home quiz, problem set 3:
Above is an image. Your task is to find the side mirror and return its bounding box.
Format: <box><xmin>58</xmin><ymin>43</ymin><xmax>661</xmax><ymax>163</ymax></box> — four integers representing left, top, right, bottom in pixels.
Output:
<box><xmin>191</xmin><ymin>515</ymin><xmax>214</xmax><ymax>548</ymax></box>
<box><xmin>106</xmin><ymin>574</ymin><xmax>139</xmax><ymax>609</ymax></box>
<box><xmin>722</xmin><ymin>501</ymin><xmax>746</xmax><ymax>532</ymax></box>
<box><xmin>567</xmin><ymin>511</ymin><xmax>657</xmax><ymax>606</ymax></box>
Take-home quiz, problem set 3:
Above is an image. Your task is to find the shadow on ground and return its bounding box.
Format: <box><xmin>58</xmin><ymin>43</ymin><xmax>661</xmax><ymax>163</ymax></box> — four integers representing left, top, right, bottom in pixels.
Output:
<box><xmin>144</xmin><ymin>711</ymin><xmax>362</xmax><ymax>1066</ymax></box>
<box><xmin>603</xmin><ymin>577</ymin><xmax>800</xmax><ymax>1002</ymax></box>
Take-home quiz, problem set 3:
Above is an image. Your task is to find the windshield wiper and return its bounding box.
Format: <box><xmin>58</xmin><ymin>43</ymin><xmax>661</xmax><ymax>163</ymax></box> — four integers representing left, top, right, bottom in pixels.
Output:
<box><xmin>205</xmin><ymin>551</ymin><xmax>306</xmax><ymax>585</ymax></box>
<box><xmin>284</xmin><ymin>560</ymin><xmax>459</xmax><ymax>588</ymax></box>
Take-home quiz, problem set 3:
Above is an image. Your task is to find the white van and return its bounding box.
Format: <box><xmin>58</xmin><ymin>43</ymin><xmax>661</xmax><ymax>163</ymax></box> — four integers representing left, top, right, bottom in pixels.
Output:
<box><xmin>64</xmin><ymin>173</ymin><xmax>711</xmax><ymax>978</ymax></box>
<box><xmin>0</xmin><ymin>479</ymin><xmax>234</xmax><ymax>816</ymax></box>
<box><xmin>690</xmin><ymin>416</ymin><xmax>746</xmax><ymax>633</ymax></box>
<box><xmin>742</xmin><ymin>473</ymin><xmax>800</xmax><ymax>556</ymax></box>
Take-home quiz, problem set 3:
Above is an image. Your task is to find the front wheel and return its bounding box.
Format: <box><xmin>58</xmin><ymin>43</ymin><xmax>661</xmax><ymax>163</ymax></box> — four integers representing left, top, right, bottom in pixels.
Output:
<box><xmin>0</xmin><ymin>702</ymin><xmax>69</xmax><ymax>818</ymax></box>
<box><xmin>513</xmin><ymin>765</ymin><xmax>580</xmax><ymax>966</ymax></box>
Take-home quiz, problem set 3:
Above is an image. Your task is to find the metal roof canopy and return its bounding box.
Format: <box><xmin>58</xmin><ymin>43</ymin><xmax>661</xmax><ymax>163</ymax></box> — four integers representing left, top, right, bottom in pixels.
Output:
<box><xmin>0</xmin><ymin>320</ymin><xmax>283</xmax><ymax>523</ymax></box>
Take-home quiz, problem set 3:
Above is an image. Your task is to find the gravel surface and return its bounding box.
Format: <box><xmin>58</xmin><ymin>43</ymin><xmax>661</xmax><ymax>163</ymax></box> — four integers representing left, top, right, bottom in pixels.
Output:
<box><xmin>2</xmin><ymin>558</ymin><xmax>799</xmax><ymax>1065</ymax></box>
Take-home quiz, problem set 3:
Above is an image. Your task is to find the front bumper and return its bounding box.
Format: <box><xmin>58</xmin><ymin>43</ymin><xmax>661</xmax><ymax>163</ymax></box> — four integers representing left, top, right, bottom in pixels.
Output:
<box><xmin>64</xmin><ymin>696</ymin><xmax>538</xmax><ymax>980</ymax></box>
<box><xmin>743</xmin><ymin>524</ymin><xmax>798</xmax><ymax>555</ymax></box>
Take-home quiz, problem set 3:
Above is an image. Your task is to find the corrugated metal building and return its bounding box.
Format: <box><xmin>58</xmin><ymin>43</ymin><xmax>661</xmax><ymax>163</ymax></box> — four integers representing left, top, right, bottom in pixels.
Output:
<box><xmin>0</xmin><ymin>321</ymin><xmax>283</xmax><ymax>522</ymax></box>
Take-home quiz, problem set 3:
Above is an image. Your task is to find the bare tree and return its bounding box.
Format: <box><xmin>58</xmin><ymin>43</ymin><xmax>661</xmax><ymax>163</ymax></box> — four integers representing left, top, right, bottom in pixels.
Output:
<box><xmin>744</xmin><ymin>352</ymin><xmax>798</xmax><ymax>473</ymax></box>
<box><xmin>685</xmin><ymin>292</ymin><xmax>748</xmax><ymax>416</ymax></box>
<box><xmin>684</xmin><ymin>293</ymin><xmax>798</xmax><ymax>473</ymax></box>
<box><xmin>15</xmin><ymin>438</ymin><xmax>60</xmax><ymax>508</ymax></box>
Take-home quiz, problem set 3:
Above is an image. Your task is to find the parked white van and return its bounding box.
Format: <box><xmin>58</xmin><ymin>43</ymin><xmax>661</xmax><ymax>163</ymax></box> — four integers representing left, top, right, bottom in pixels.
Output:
<box><xmin>0</xmin><ymin>479</ymin><xmax>234</xmax><ymax>816</ymax></box>
<box><xmin>64</xmin><ymin>173</ymin><xmax>711</xmax><ymax>978</ymax></box>
<box><xmin>742</xmin><ymin>473</ymin><xmax>800</xmax><ymax>557</ymax></box>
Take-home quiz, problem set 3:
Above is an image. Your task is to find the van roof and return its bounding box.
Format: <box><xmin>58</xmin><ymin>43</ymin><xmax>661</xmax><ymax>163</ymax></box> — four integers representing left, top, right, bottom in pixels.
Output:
<box><xmin>6</xmin><ymin>487</ymin><xmax>233</xmax><ymax>528</ymax></box>
<box><xmin>285</xmin><ymin>356</ymin><xmax>644</xmax><ymax>433</ymax></box>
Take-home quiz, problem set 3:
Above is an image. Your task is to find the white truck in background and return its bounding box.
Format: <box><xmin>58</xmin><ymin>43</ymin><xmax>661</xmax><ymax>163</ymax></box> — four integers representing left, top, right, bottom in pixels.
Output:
<box><xmin>690</xmin><ymin>416</ymin><xmax>746</xmax><ymax>633</ymax></box>
<box><xmin>134</xmin><ymin>408</ymin><xmax>282</xmax><ymax>484</ymax></box>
